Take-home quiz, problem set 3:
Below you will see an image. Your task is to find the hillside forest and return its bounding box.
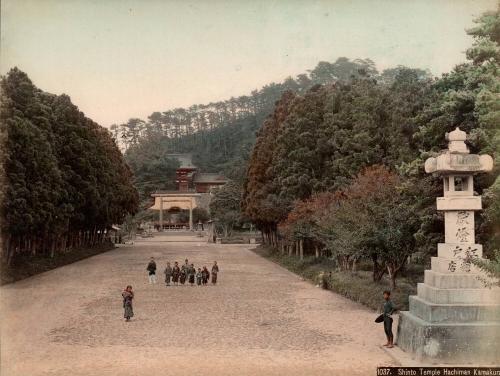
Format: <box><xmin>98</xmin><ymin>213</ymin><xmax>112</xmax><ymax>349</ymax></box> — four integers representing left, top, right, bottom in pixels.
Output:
<box><xmin>124</xmin><ymin>8</ymin><xmax>500</xmax><ymax>288</ymax></box>
<box><xmin>1</xmin><ymin>8</ymin><xmax>499</xmax><ymax>291</ymax></box>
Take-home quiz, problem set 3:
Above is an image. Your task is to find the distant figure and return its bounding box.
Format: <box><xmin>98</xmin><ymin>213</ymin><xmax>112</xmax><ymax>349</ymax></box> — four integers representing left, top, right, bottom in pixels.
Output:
<box><xmin>180</xmin><ymin>259</ymin><xmax>189</xmax><ymax>285</ymax></box>
<box><xmin>172</xmin><ymin>262</ymin><xmax>180</xmax><ymax>285</ymax></box>
<box><xmin>188</xmin><ymin>263</ymin><xmax>196</xmax><ymax>286</ymax></box>
<box><xmin>196</xmin><ymin>268</ymin><xmax>203</xmax><ymax>286</ymax></box>
<box><xmin>202</xmin><ymin>266</ymin><xmax>210</xmax><ymax>285</ymax></box>
<box><xmin>211</xmin><ymin>261</ymin><xmax>219</xmax><ymax>285</ymax></box>
<box><xmin>382</xmin><ymin>290</ymin><xmax>396</xmax><ymax>348</ymax></box>
<box><xmin>147</xmin><ymin>257</ymin><xmax>157</xmax><ymax>284</ymax></box>
<box><xmin>122</xmin><ymin>285</ymin><xmax>134</xmax><ymax>322</ymax></box>
<box><xmin>179</xmin><ymin>264</ymin><xmax>187</xmax><ymax>285</ymax></box>
<box><xmin>164</xmin><ymin>262</ymin><xmax>173</xmax><ymax>286</ymax></box>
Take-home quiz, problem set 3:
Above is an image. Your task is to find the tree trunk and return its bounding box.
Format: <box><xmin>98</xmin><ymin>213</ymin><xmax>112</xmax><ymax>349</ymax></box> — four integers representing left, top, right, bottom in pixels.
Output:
<box><xmin>387</xmin><ymin>264</ymin><xmax>398</xmax><ymax>290</ymax></box>
<box><xmin>299</xmin><ymin>239</ymin><xmax>304</xmax><ymax>260</ymax></box>
<box><xmin>351</xmin><ymin>257</ymin><xmax>358</xmax><ymax>272</ymax></box>
<box><xmin>372</xmin><ymin>253</ymin><xmax>385</xmax><ymax>282</ymax></box>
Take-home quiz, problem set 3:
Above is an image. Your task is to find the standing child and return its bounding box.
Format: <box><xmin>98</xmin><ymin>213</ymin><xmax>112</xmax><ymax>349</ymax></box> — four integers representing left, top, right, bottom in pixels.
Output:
<box><xmin>202</xmin><ymin>266</ymin><xmax>210</xmax><ymax>285</ymax></box>
<box><xmin>180</xmin><ymin>267</ymin><xmax>187</xmax><ymax>285</ymax></box>
<box><xmin>211</xmin><ymin>261</ymin><xmax>219</xmax><ymax>285</ymax></box>
<box><xmin>164</xmin><ymin>262</ymin><xmax>173</xmax><ymax>286</ymax></box>
<box><xmin>196</xmin><ymin>268</ymin><xmax>203</xmax><ymax>286</ymax></box>
<box><xmin>146</xmin><ymin>257</ymin><xmax>157</xmax><ymax>284</ymax></box>
<box><xmin>382</xmin><ymin>290</ymin><xmax>396</xmax><ymax>348</ymax></box>
<box><xmin>188</xmin><ymin>263</ymin><xmax>196</xmax><ymax>286</ymax></box>
<box><xmin>172</xmin><ymin>262</ymin><xmax>180</xmax><ymax>286</ymax></box>
<box><xmin>180</xmin><ymin>259</ymin><xmax>188</xmax><ymax>285</ymax></box>
<box><xmin>122</xmin><ymin>285</ymin><xmax>134</xmax><ymax>322</ymax></box>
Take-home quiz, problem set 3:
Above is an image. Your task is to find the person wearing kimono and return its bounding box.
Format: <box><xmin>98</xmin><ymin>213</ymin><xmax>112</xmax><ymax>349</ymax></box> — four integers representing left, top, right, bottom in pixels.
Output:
<box><xmin>196</xmin><ymin>268</ymin><xmax>203</xmax><ymax>286</ymax></box>
<box><xmin>211</xmin><ymin>261</ymin><xmax>219</xmax><ymax>285</ymax></box>
<box><xmin>188</xmin><ymin>263</ymin><xmax>196</xmax><ymax>285</ymax></box>
<box><xmin>146</xmin><ymin>257</ymin><xmax>157</xmax><ymax>284</ymax></box>
<box><xmin>172</xmin><ymin>262</ymin><xmax>180</xmax><ymax>285</ymax></box>
<box><xmin>180</xmin><ymin>259</ymin><xmax>189</xmax><ymax>285</ymax></box>
<box><xmin>122</xmin><ymin>285</ymin><xmax>134</xmax><ymax>321</ymax></box>
<box><xmin>164</xmin><ymin>262</ymin><xmax>173</xmax><ymax>286</ymax></box>
<box><xmin>202</xmin><ymin>266</ymin><xmax>210</xmax><ymax>285</ymax></box>
<box><xmin>179</xmin><ymin>267</ymin><xmax>187</xmax><ymax>285</ymax></box>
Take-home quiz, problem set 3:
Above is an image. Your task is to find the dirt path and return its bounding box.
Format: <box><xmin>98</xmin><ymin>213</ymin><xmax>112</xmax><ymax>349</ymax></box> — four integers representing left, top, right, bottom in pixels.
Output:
<box><xmin>0</xmin><ymin>235</ymin><xmax>395</xmax><ymax>375</ymax></box>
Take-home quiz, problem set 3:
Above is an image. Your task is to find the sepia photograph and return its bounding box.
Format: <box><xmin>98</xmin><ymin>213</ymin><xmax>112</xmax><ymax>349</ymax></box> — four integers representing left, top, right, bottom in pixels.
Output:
<box><xmin>0</xmin><ymin>1</ymin><xmax>499</xmax><ymax>375</ymax></box>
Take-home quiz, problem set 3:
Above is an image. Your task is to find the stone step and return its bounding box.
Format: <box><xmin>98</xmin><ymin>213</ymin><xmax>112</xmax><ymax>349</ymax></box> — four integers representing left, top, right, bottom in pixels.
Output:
<box><xmin>396</xmin><ymin>311</ymin><xmax>500</xmax><ymax>363</ymax></box>
<box><xmin>417</xmin><ymin>283</ymin><xmax>500</xmax><ymax>304</ymax></box>
<box><xmin>431</xmin><ymin>256</ymin><xmax>482</xmax><ymax>274</ymax></box>
<box><xmin>409</xmin><ymin>295</ymin><xmax>500</xmax><ymax>323</ymax></box>
<box><xmin>424</xmin><ymin>270</ymin><xmax>484</xmax><ymax>289</ymax></box>
<box><xmin>437</xmin><ymin>243</ymin><xmax>483</xmax><ymax>259</ymax></box>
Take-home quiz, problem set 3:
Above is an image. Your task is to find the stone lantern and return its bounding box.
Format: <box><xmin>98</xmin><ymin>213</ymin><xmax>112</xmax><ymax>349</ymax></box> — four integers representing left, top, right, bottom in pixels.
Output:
<box><xmin>396</xmin><ymin>127</ymin><xmax>499</xmax><ymax>363</ymax></box>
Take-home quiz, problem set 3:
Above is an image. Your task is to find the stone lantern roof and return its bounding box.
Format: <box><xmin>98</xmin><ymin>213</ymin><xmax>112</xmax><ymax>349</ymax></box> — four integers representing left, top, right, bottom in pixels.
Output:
<box><xmin>446</xmin><ymin>127</ymin><xmax>469</xmax><ymax>154</ymax></box>
<box><xmin>424</xmin><ymin>127</ymin><xmax>493</xmax><ymax>175</ymax></box>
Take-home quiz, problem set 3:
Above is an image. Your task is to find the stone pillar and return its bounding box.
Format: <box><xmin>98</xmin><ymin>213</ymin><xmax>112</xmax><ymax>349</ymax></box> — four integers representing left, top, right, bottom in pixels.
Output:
<box><xmin>159</xmin><ymin>198</ymin><xmax>163</xmax><ymax>232</ymax></box>
<box><xmin>189</xmin><ymin>200</ymin><xmax>193</xmax><ymax>231</ymax></box>
<box><xmin>396</xmin><ymin>128</ymin><xmax>499</xmax><ymax>363</ymax></box>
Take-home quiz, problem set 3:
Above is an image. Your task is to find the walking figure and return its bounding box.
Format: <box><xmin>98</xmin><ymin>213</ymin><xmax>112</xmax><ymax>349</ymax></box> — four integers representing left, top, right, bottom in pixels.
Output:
<box><xmin>122</xmin><ymin>285</ymin><xmax>134</xmax><ymax>322</ymax></box>
<box><xmin>211</xmin><ymin>261</ymin><xmax>219</xmax><ymax>285</ymax></box>
<box><xmin>147</xmin><ymin>257</ymin><xmax>157</xmax><ymax>284</ymax></box>
<box><xmin>172</xmin><ymin>262</ymin><xmax>180</xmax><ymax>286</ymax></box>
<box><xmin>164</xmin><ymin>262</ymin><xmax>173</xmax><ymax>286</ymax></box>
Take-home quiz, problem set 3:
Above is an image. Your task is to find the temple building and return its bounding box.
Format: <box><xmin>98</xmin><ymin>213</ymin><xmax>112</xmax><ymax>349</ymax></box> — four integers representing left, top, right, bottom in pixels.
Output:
<box><xmin>149</xmin><ymin>154</ymin><xmax>227</xmax><ymax>230</ymax></box>
<box><xmin>170</xmin><ymin>153</ymin><xmax>227</xmax><ymax>193</ymax></box>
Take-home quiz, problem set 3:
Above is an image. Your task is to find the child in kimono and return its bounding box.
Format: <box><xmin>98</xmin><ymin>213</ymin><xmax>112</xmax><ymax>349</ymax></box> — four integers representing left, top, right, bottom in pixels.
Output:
<box><xmin>172</xmin><ymin>262</ymin><xmax>180</xmax><ymax>285</ymax></box>
<box><xmin>188</xmin><ymin>263</ymin><xmax>196</xmax><ymax>285</ymax></box>
<box><xmin>202</xmin><ymin>266</ymin><xmax>210</xmax><ymax>285</ymax></box>
<box><xmin>122</xmin><ymin>285</ymin><xmax>134</xmax><ymax>322</ymax></box>
<box><xmin>196</xmin><ymin>268</ymin><xmax>203</xmax><ymax>285</ymax></box>
<box><xmin>179</xmin><ymin>268</ymin><xmax>187</xmax><ymax>285</ymax></box>
<box><xmin>164</xmin><ymin>262</ymin><xmax>173</xmax><ymax>286</ymax></box>
<box><xmin>211</xmin><ymin>261</ymin><xmax>219</xmax><ymax>285</ymax></box>
<box><xmin>180</xmin><ymin>260</ymin><xmax>189</xmax><ymax>285</ymax></box>
<box><xmin>146</xmin><ymin>257</ymin><xmax>157</xmax><ymax>284</ymax></box>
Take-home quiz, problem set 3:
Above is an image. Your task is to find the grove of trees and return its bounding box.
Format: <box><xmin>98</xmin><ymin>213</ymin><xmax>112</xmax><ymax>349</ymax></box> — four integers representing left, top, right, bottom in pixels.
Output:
<box><xmin>122</xmin><ymin>58</ymin><xmax>404</xmax><ymax>200</ymax></box>
<box><xmin>242</xmin><ymin>8</ymin><xmax>500</xmax><ymax>288</ymax></box>
<box><xmin>0</xmin><ymin>68</ymin><xmax>139</xmax><ymax>266</ymax></box>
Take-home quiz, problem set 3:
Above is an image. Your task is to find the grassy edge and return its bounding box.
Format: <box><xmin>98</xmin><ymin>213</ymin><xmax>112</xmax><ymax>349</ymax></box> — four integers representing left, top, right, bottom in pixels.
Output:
<box><xmin>1</xmin><ymin>242</ymin><xmax>116</xmax><ymax>285</ymax></box>
<box><xmin>251</xmin><ymin>245</ymin><xmax>418</xmax><ymax>311</ymax></box>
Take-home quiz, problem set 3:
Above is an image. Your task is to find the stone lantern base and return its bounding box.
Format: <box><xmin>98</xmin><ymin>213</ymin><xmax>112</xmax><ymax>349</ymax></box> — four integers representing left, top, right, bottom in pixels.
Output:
<box><xmin>396</xmin><ymin>256</ymin><xmax>500</xmax><ymax>363</ymax></box>
<box><xmin>397</xmin><ymin>311</ymin><xmax>500</xmax><ymax>364</ymax></box>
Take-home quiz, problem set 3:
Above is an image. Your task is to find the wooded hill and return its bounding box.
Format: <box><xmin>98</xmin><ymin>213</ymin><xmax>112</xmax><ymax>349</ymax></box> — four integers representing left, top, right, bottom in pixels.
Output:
<box><xmin>242</xmin><ymin>8</ymin><xmax>500</xmax><ymax>288</ymax></box>
<box><xmin>123</xmin><ymin>58</ymin><xmax>430</xmax><ymax>201</ymax></box>
<box><xmin>0</xmin><ymin>69</ymin><xmax>139</xmax><ymax>266</ymax></box>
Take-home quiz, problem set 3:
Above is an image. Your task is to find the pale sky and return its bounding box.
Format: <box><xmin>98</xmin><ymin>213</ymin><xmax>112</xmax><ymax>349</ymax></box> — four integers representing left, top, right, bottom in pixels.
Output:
<box><xmin>1</xmin><ymin>0</ymin><xmax>497</xmax><ymax>127</ymax></box>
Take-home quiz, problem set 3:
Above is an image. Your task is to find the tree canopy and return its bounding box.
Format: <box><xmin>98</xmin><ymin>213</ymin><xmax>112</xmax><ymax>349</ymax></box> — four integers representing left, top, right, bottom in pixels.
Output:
<box><xmin>1</xmin><ymin>68</ymin><xmax>139</xmax><ymax>264</ymax></box>
<box><xmin>242</xmin><ymin>7</ymin><xmax>500</xmax><ymax>286</ymax></box>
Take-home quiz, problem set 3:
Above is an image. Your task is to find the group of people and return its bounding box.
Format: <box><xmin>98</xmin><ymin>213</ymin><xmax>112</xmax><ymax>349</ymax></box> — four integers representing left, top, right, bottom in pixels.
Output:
<box><xmin>146</xmin><ymin>258</ymin><xmax>220</xmax><ymax>286</ymax></box>
<box><xmin>121</xmin><ymin>258</ymin><xmax>221</xmax><ymax>321</ymax></box>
